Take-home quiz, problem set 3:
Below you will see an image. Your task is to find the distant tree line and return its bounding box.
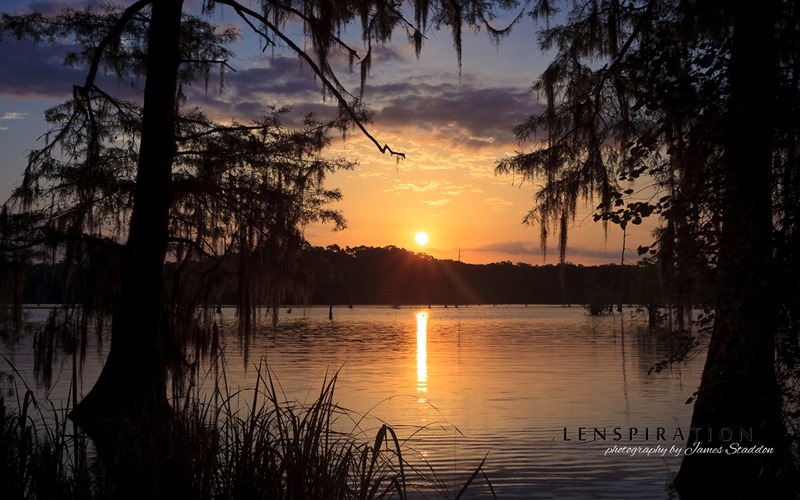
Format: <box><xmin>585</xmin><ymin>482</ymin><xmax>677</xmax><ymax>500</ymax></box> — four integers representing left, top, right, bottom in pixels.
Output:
<box><xmin>17</xmin><ymin>245</ymin><xmax>716</xmax><ymax>310</ymax></box>
<box><xmin>300</xmin><ymin>245</ymin><xmax>719</xmax><ymax>308</ymax></box>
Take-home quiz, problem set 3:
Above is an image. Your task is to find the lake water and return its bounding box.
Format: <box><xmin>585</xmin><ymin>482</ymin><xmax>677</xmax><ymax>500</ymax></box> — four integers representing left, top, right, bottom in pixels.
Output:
<box><xmin>2</xmin><ymin>305</ymin><xmax>703</xmax><ymax>499</ymax></box>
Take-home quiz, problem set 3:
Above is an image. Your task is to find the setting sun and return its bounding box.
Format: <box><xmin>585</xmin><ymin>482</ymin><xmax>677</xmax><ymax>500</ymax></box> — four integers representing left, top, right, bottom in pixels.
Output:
<box><xmin>415</xmin><ymin>231</ymin><xmax>430</xmax><ymax>246</ymax></box>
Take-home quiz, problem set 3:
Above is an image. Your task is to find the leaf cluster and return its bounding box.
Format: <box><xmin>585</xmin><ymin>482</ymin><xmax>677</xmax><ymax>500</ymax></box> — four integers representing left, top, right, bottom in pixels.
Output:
<box><xmin>496</xmin><ymin>0</ymin><xmax>734</xmax><ymax>266</ymax></box>
<box><xmin>592</xmin><ymin>190</ymin><xmax>669</xmax><ymax>230</ymax></box>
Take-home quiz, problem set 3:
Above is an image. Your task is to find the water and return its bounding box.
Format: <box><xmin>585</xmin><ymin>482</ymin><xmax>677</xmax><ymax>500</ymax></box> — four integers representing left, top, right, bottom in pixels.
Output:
<box><xmin>1</xmin><ymin>305</ymin><xmax>703</xmax><ymax>499</ymax></box>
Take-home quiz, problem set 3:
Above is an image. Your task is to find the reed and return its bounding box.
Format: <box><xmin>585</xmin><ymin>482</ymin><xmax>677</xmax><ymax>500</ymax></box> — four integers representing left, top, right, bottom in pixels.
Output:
<box><xmin>0</xmin><ymin>356</ymin><xmax>495</xmax><ymax>499</ymax></box>
<box><xmin>0</xmin><ymin>391</ymin><xmax>105</xmax><ymax>499</ymax></box>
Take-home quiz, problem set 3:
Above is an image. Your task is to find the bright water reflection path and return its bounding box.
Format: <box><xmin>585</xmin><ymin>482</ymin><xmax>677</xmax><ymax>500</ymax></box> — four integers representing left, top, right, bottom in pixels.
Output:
<box><xmin>4</xmin><ymin>305</ymin><xmax>702</xmax><ymax>499</ymax></box>
<box><xmin>416</xmin><ymin>311</ymin><xmax>428</xmax><ymax>394</ymax></box>
<box><xmin>217</xmin><ymin>305</ymin><xmax>702</xmax><ymax>499</ymax></box>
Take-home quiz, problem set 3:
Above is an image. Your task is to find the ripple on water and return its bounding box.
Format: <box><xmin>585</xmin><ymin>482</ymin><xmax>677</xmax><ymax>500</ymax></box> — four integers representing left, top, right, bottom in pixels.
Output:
<box><xmin>2</xmin><ymin>305</ymin><xmax>702</xmax><ymax>499</ymax></box>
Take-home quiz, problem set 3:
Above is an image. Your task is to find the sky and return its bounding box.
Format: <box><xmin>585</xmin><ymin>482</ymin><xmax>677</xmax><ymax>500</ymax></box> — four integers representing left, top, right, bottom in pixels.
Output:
<box><xmin>0</xmin><ymin>0</ymin><xmax>658</xmax><ymax>266</ymax></box>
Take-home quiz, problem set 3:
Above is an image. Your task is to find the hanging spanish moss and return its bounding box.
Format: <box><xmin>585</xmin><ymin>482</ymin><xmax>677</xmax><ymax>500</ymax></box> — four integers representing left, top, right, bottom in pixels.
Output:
<box><xmin>0</xmin><ymin>5</ymin><xmax>352</xmax><ymax>401</ymax></box>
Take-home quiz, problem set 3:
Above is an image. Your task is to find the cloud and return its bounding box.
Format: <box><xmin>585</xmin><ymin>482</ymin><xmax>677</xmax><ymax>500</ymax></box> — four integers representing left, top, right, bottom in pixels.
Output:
<box><xmin>369</xmin><ymin>45</ymin><xmax>408</xmax><ymax>65</ymax></box>
<box><xmin>0</xmin><ymin>36</ymin><xmax>340</xmax><ymax>125</ymax></box>
<box><xmin>223</xmin><ymin>57</ymin><xmax>322</xmax><ymax>99</ymax></box>
<box><xmin>7</xmin><ymin>1</ymin><xmax>97</xmax><ymax>16</ymax></box>
<box><xmin>422</xmin><ymin>198</ymin><xmax>451</xmax><ymax>206</ymax></box>
<box><xmin>468</xmin><ymin>241</ymin><xmax>637</xmax><ymax>262</ymax></box>
<box><xmin>388</xmin><ymin>181</ymin><xmax>442</xmax><ymax>193</ymax></box>
<box><xmin>182</xmin><ymin>55</ymin><xmax>343</xmax><ymax>125</ymax></box>
<box><xmin>482</xmin><ymin>196</ymin><xmax>515</xmax><ymax>211</ymax></box>
<box><xmin>193</xmin><ymin>60</ymin><xmax>542</xmax><ymax>151</ymax></box>
<box><xmin>0</xmin><ymin>111</ymin><xmax>28</xmax><ymax>132</ymax></box>
<box><xmin>471</xmin><ymin>241</ymin><xmax>537</xmax><ymax>256</ymax></box>
<box><xmin>371</xmin><ymin>79</ymin><xmax>541</xmax><ymax>149</ymax></box>
<box><xmin>0</xmin><ymin>39</ymin><xmax>86</xmax><ymax>98</ymax></box>
<box><xmin>562</xmin><ymin>246</ymin><xmax>647</xmax><ymax>264</ymax></box>
<box><xmin>350</xmin><ymin>170</ymin><xmax>390</xmax><ymax>179</ymax></box>
<box><xmin>1</xmin><ymin>113</ymin><xmax>27</xmax><ymax>120</ymax></box>
<box><xmin>0</xmin><ymin>36</ymin><xmax>136</xmax><ymax>100</ymax></box>
<box><xmin>0</xmin><ymin>9</ymin><xmax>540</xmax><ymax>156</ymax></box>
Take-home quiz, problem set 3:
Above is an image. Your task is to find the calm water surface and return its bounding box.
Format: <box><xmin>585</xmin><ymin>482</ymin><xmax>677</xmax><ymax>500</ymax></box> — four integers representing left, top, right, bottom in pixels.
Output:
<box><xmin>3</xmin><ymin>305</ymin><xmax>703</xmax><ymax>499</ymax></box>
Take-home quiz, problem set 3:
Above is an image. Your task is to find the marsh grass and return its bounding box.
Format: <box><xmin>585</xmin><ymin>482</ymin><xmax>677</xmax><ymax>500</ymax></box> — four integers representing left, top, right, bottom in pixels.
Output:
<box><xmin>0</xmin><ymin>391</ymin><xmax>105</xmax><ymax>499</ymax></box>
<box><xmin>0</xmin><ymin>355</ymin><xmax>495</xmax><ymax>499</ymax></box>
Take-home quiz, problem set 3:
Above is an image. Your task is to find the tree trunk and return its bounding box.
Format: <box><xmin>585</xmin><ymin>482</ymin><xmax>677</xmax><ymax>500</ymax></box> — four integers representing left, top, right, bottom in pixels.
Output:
<box><xmin>674</xmin><ymin>2</ymin><xmax>797</xmax><ymax>497</ymax></box>
<box><xmin>70</xmin><ymin>0</ymin><xmax>183</xmax><ymax>438</ymax></box>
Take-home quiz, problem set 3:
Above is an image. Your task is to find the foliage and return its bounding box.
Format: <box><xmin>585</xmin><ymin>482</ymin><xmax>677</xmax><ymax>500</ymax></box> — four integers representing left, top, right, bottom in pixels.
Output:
<box><xmin>647</xmin><ymin>309</ymin><xmax>713</xmax><ymax>377</ymax></box>
<box><xmin>496</xmin><ymin>0</ymin><xmax>797</xmax><ymax>325</ymax></box>
<box><xmin>583</xmin><ymin>281</ymin><xmax>615</xmax><ymax>316</ymax></box>
<box><xmin>494</xmin><ymin>0</ymin><xmax>728</xmax><ymax>297</ymax></box>
<box><xmin>0</xmin><ymin>390</ymin><xmax>104</xmax><ymax>500</ymax></box>
<box><xmin>0</xmin><ymin>3</ymin><xmax>365</xmax><ymax>392</ymax></box>
<box><xmin>495</xmin><ymin>0</ymin><xmax>800</xmax><ymax>359</ymax></box>
<box><xmin>497</xmin><ymin>0</ymin><xmax>800</xmax><ymax>493</ymax></box>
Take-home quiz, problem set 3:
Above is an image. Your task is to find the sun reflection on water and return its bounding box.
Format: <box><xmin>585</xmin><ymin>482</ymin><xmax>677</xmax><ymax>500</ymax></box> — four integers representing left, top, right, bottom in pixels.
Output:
<box><xmin>416</xmin><ymin>311</ymin><xmax>428</xmax><ymax>396</ymax></box>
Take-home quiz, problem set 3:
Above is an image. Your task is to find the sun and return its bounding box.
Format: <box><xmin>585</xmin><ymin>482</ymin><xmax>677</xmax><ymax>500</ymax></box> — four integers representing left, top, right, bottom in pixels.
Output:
<box><xmin>415</xmin><ymin>231</ymin><xmax>430</xmax><ymax>246</ymax></box>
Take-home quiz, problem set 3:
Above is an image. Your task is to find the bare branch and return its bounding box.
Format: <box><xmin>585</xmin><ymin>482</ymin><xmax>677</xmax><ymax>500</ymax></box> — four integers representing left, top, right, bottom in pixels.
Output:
<box><xmin>82</xmin><ymin>0</ymin><xmax>153</xmax><ymax>93</ymax></box>
<box><xmin>214</xmin><ymin>0</ymin><xmax>406</xmax><ymax>158</ymax></box>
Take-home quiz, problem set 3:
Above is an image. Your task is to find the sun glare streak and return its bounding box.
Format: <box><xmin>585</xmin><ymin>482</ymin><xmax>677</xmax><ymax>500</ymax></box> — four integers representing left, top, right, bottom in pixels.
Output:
<box><xmin>416</xmin><ymin>311</ymin><xmax>428</xmax><ymax>395</ymax></box>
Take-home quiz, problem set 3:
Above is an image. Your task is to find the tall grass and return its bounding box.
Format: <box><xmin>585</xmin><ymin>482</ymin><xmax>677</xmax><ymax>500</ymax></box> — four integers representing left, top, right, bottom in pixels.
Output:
<box><xmin>0</xmin><ymin>357</ymin><xmax>495</xmax><ymax>499</ymax></box>
<box><xmin>0</xmin><ymin>391</ymin><xmax>105</xmax><ymax>499</ymax></box>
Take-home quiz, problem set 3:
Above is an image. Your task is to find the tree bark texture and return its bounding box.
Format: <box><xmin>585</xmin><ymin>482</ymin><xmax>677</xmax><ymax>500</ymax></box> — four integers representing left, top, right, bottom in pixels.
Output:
<box><xmin>70</xmin><ymin>0</ymin><xmax>183</xmax><ymax>437</ymax></box>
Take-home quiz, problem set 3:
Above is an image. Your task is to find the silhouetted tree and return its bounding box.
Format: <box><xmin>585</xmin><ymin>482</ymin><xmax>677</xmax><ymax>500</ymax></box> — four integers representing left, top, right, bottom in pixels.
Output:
<box><xmin>0</xmin><ymin>0</ymin><xmax>520</xmax><ymax>457</ymax></box>
<box><xmin>497</xmin><ymin>0</ymin><xmax>799</xmax><ymax>496</ymax></box>
<box><xmin>0</xmin><ymin>0</ymin><xmax>360</xmax><ymax>450</ymax></box>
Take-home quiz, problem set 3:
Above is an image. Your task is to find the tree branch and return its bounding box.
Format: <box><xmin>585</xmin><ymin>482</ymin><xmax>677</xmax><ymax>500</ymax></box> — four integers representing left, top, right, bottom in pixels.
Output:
<box><xmin>213</xmin><ymin>0</ymin><xmax>406</xmax><ymax>158</ymax></box>
<box><xmin>180</xmin><ymin>58</ymin><xmax>237</xmax><ymax>72</ymax></box>
<box><xmin>81</xmin><ymin>0</ymin><xmax>153</xmax><ymax>93</ymax></box>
